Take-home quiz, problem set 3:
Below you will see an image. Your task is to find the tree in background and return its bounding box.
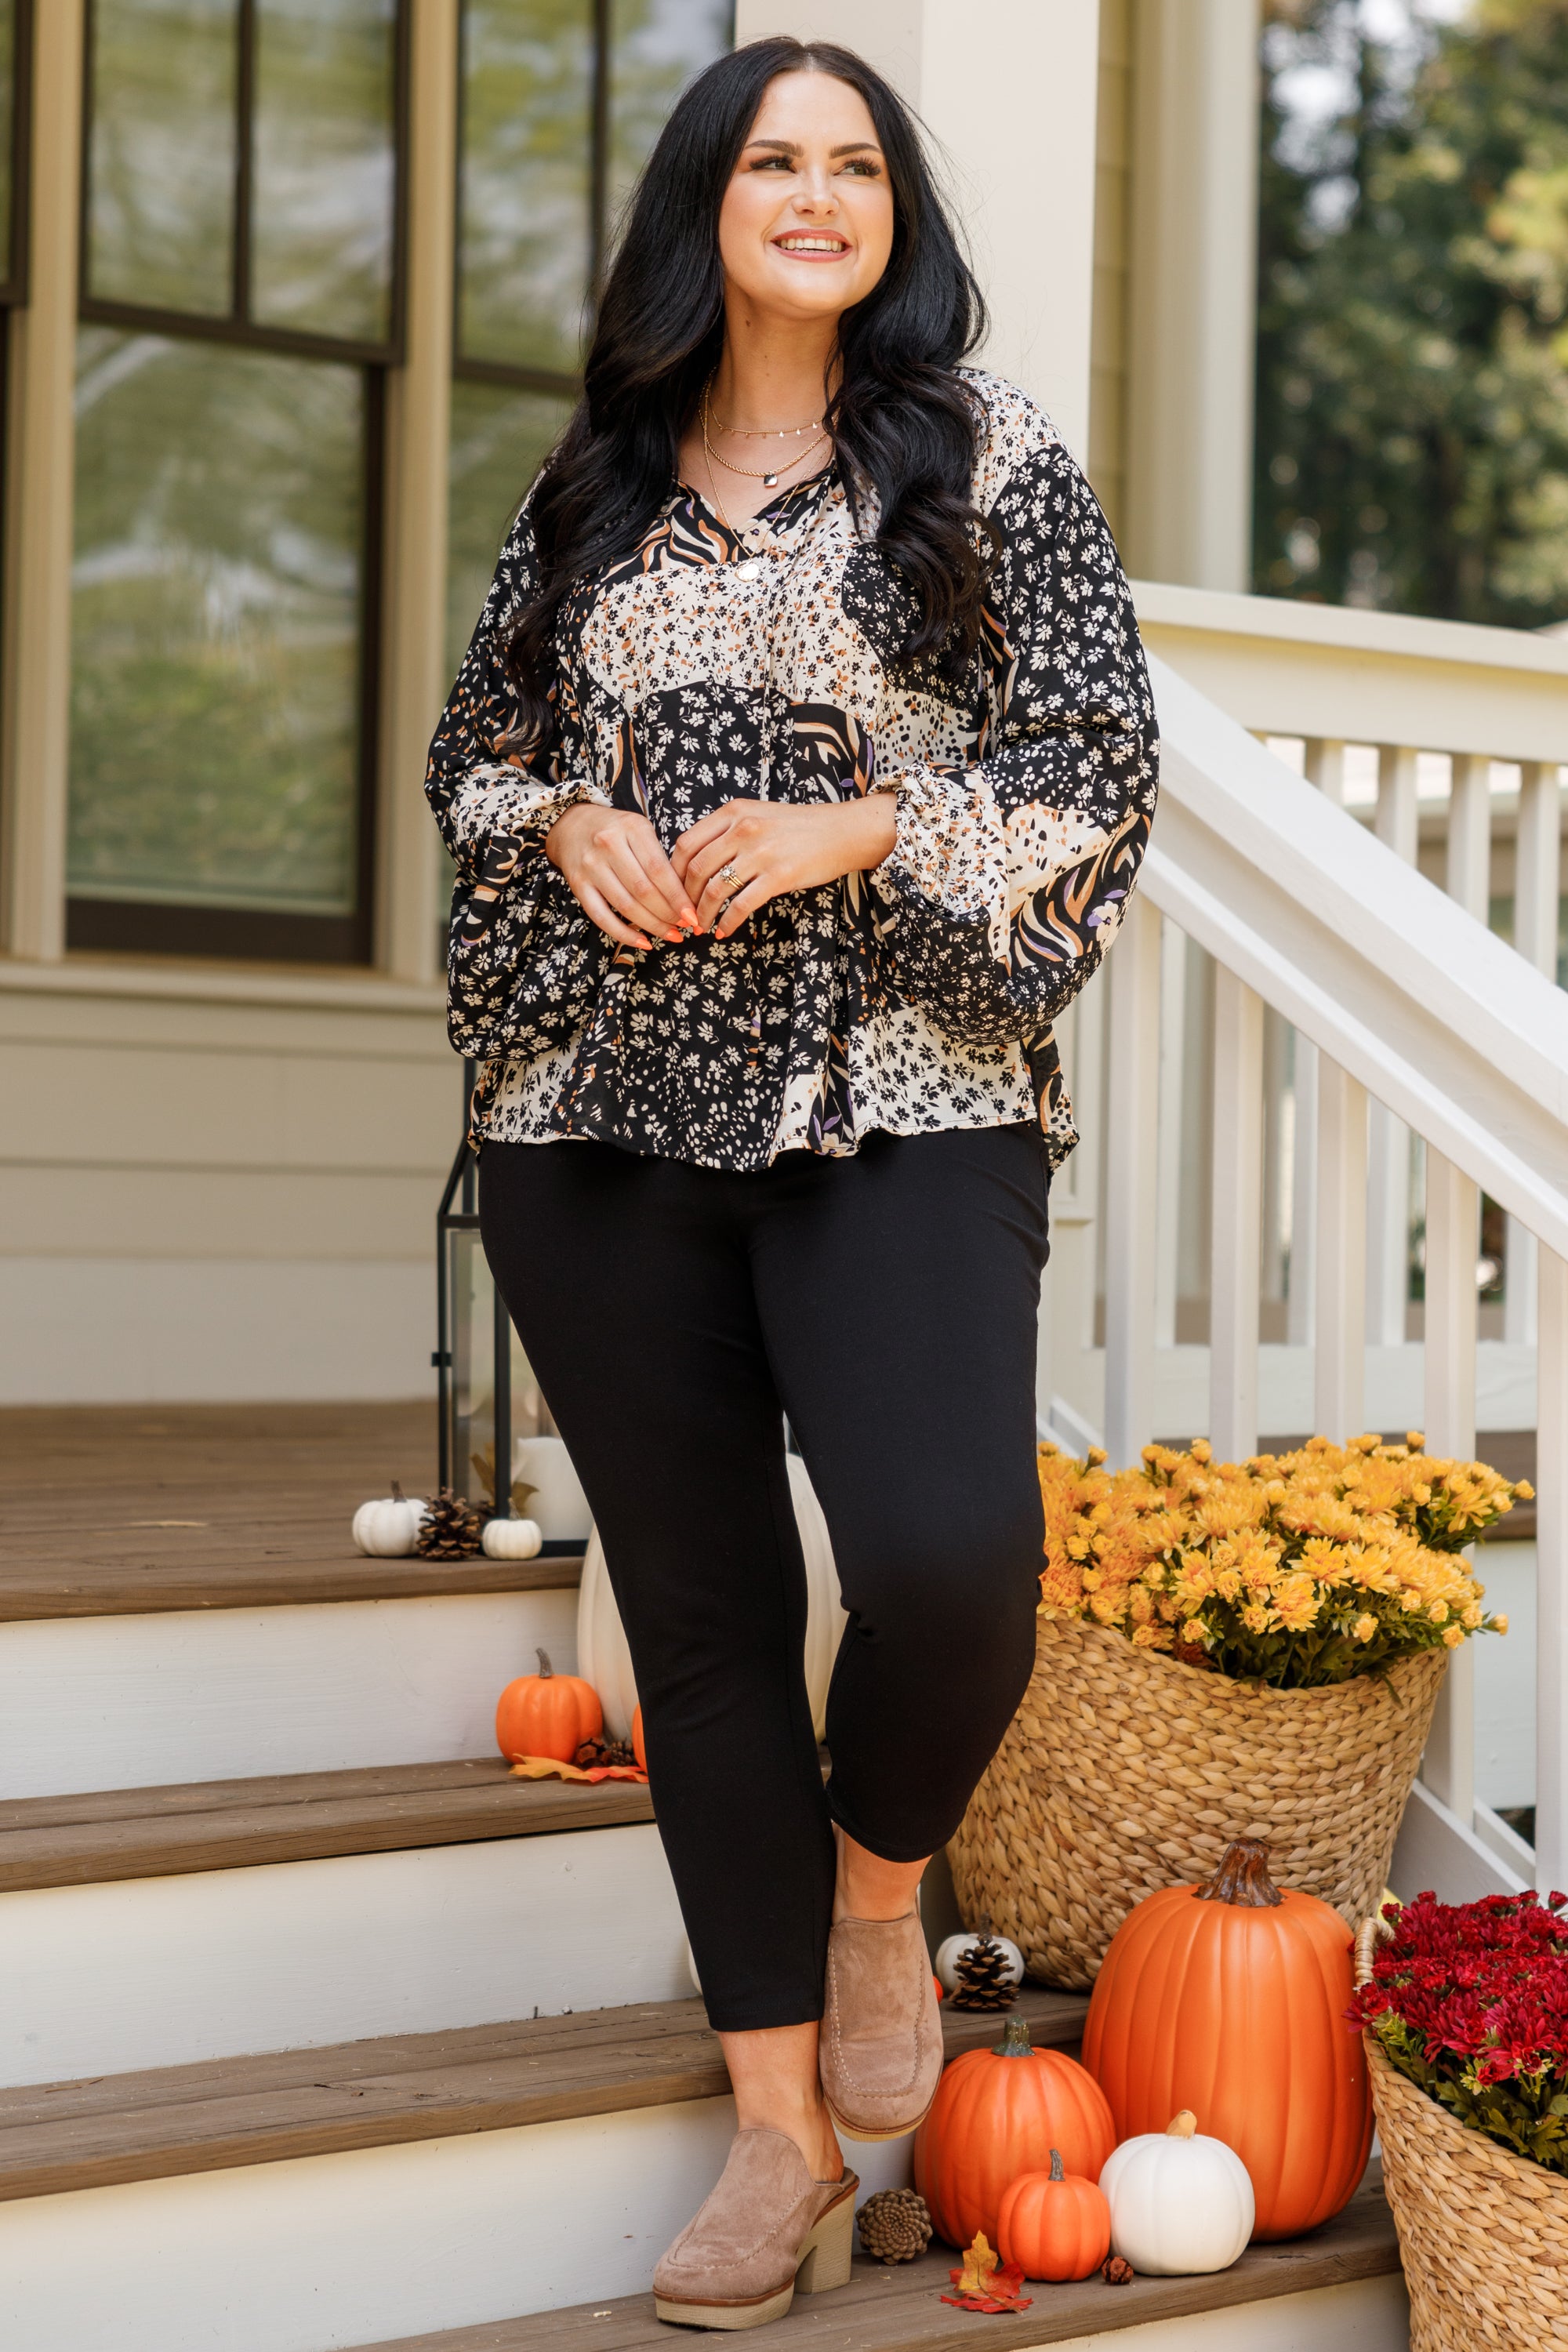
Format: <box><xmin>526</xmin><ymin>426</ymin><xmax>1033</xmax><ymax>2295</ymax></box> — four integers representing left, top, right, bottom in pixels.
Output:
<box><xmin>1256</xmin><ymin>0</ymin><xmax>1568</xmax><ymax>625</ymax></box>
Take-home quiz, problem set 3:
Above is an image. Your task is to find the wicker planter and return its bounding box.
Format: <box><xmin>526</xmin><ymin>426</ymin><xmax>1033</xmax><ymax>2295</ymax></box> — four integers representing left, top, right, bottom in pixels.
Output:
<box><xmin>948</xmin><ymin>1612</ymin><xmax>1446</xmax><ymax>1988</ymax></box>
<box><xmin>1356</xmin><ymin>1920</ymin><xmax>1568</xmax><ymax>2348</ymax></box>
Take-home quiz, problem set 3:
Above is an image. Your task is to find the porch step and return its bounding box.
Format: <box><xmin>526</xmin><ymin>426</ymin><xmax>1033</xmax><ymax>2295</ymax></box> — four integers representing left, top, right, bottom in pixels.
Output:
<box><xmin>2</xmin><ymin>1583</ymin><xmax>590</xmax><ymax>1796</ymax></box>
<box><xmin>0</xmin><ymin>1757</ymin><xmax>648</xmax><ymax>1892</ymax></box>
<box><xmin>344</xmin><ymin>2177</ymin><xmax>1406</xmax><ymax>2351</ymax></box>
<box><xmin>0</xmin><ymin>1987</ymin><xmax>1087</xmax><ymax>2203</ymax></box>
<box><xmin>0</xmin><ymin>1766</ymin><xmax>687</xmax><ymax>2086</ymax></box>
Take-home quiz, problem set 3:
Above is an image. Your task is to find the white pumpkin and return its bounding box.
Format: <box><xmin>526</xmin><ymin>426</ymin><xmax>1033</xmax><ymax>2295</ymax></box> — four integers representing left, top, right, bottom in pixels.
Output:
<box><xmin>934</xmin><ymin>1928</ymin><xmax>1025</xmax><ymax>1994</ymax></box>
<box><xmin>514</xmin><ymin>1436</ymin><xmax>593</xmax><ymax>1542</ymax></box>
<box><xmin>1098</xmin><ymin>2111</ymin><xmax>1255</xmax><ymax>2276</ymax></box>
<box><xmin>575</xmin><ymin>1453</ymin><xmax>848</xmax><ymax>1742</ymax></box>
<box><xmin>481</xmin><ymin>1515</ymin><xmax>543</xmax><ymax>1561</ymax></box>
<box><xmin>352</xmin><ymin>1488</ymin><xmax>426</xmax><ymax>1557</ymax></box>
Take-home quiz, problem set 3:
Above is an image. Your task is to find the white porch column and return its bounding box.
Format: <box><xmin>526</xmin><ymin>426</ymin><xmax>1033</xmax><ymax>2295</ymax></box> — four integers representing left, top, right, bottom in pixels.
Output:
<box><xmin>732</xmin><ymin>2</ymin><xmax>1103</xmax><ymax>459</ymax></box>
<box><xmin>1123</xmin><ymin>0</ymin><xmax>1261</xmax><ymax>589</ymax></box>
<box><xmin>376</xmin><ymin>0</ymin><xmax>459</xmax><ymax>982</ymax></box>
<box><xmin>0</xmin><ymin>0</ymin><xmax>85</xmax><ymax>960</ymax></box>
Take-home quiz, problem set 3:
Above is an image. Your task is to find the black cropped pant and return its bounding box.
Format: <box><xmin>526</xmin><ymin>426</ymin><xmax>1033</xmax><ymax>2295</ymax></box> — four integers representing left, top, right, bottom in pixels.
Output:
<box><xmin>479</xmin><ymin>1124</ymin><xmax>1048</xmax><ymax>2032</ymax></box>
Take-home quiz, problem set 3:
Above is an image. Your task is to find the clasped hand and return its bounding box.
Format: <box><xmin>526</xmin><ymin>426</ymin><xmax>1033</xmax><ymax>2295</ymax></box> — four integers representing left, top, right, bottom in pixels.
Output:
<box><xmin>543</xmin><ymin>794</ymin><xmax>898</xmax><ymax>952</ymax></box>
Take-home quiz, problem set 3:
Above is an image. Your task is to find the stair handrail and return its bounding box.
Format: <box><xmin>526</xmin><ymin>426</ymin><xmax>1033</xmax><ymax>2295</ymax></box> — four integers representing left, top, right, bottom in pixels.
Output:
<box><xmin>1142</xmin><ymin>652</ymin><xmax>1568</xmax><ymax>1258</ymax></box>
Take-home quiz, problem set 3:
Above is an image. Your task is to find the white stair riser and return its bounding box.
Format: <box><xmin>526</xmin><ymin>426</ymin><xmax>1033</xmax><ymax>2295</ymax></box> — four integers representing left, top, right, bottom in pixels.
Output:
<box><xmin>1054</xmin><ymin>2279</ymin><xmax>1409</xmax><ymax>2350</ymax></box>
<box><xmin>0</xmin><ymin>1589</ymin><xmax>579</xmax><ymax>1797</ymax></box>
<box><xmin>0</xmin><ymin>1826</ymin><xmax>684</xmax><ymax>2086</ymax></box>
<box><xmin>0</xmin><ymin>2111</ymin><xmax>1406</xmax><ymax>2352</ymax></box>
<box><xmin>0</xmin><ymin>2099</ymin><xmax>920</xmax><ymax>2352</ymax></box>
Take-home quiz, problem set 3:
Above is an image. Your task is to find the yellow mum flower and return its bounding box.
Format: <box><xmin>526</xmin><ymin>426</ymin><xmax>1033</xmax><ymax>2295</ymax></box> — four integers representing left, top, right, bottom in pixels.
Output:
<box><xmin>1443</xmin><ymin>1624</ymin><xmax>1465</xmax><ymax>1649</ymax></box>
<box><xmin>1352</xmin><ymin>1613</ymin><xmax>1377</xmax><ymax>1642</ymax></box>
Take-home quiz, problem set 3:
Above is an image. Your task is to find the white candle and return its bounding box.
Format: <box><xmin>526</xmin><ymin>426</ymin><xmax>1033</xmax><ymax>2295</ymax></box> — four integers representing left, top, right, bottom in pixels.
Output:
<box><xmin>512</xmin><ymin>1436</ymin><xmax>593</xmax><ymax>1542</ymax></box>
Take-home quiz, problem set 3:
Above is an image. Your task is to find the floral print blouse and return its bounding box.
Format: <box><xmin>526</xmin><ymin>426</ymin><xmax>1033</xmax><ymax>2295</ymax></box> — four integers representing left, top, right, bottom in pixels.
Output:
<box><xmin>426</xmin><ymin>369</ymin><xmax>1159</xmax><ymax>1174</ymax></box>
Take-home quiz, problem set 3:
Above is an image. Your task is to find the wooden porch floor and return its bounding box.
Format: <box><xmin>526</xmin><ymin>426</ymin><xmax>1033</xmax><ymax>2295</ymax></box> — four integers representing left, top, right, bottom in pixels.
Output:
<box><xmin>0</xmin><ymin>1400</ymin><xmax>581</xmax><ymax>1619</ymax></box>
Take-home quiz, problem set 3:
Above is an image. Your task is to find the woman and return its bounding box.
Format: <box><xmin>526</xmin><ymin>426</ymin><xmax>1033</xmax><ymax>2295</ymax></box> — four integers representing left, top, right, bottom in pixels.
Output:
<box><xmin>426</xmin><ymin>34</ymin><xmax>1156</xmax><ymax>2330</ymax></box>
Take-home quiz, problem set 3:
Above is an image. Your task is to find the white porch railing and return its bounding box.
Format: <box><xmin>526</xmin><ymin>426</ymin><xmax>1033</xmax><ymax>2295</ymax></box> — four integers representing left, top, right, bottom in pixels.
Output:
<box><xmin>1042</xmin><ymin>589</ymin><xmax>1568</xmax><ymax>1911</ymax></box>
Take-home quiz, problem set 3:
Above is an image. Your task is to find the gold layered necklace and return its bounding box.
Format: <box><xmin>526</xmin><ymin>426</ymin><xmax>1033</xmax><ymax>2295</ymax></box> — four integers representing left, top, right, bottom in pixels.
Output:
<box><xmin>700</xmin><ymin>384</ymin><xmax>829</xmax><ymax>491</ymax></box>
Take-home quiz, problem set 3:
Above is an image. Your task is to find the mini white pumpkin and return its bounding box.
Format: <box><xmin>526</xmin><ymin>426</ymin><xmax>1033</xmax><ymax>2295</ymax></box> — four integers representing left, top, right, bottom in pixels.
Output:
<box><xmin>1098</xmin><ymin>2111</ymin><xmax>1254</xmax><ymax>2276</ymax></box>
<box><xmin>576</xmin><ymin>1454</ymin><xmax>847</xmax><ymax>1741</ymax></box>
<box><xmin>934</xmin><ymin>1928</ymin><xmax>1025</xmax><ymax>1994</ymax></box>
<box><xmin>352</xmin><ymin>1485</ymin><xmax>426</xmax><ymax>1557</ymax></box>
<box><xmin>481</xmin><ymin>1515</ymin><xmax>543</xmax><ymax>1561</ymax></box>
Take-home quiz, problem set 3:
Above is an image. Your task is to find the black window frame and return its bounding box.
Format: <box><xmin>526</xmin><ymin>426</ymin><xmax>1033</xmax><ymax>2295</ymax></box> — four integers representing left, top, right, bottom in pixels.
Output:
<box><xmin>68</xmin><ymin>0</ymin><xmax>412</xmax><ymax>967</ymax></box>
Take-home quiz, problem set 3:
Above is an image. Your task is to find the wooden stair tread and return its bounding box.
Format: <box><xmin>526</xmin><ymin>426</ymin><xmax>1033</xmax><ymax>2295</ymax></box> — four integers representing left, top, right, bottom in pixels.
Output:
<box><xmin>344</xmin><ymin>2173</ymin><xmax>1399</xmax><ymax>2352</ymax></box>
<box><xmin>0</xmin><ymin>1987</ymin><xmax>1089</xmax><ymax>2204</ymax></box>
<box><xmin>0</xmin><ymin>1547</ymin><xmax>584</xmax><ymax>1620</ymax></box>
<box><xmin>0</xmin><ymin>1757</ymin><xmax>653</xmax><ymax>1893</ymax></box>
<box><xmin>0</xmin><ymin>1398</ymin><xmax>585</xmax><ymax>1617</ymax></box>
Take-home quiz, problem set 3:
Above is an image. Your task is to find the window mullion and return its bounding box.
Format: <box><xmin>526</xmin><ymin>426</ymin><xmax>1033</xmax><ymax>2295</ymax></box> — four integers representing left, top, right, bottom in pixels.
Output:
<box><xmin>233</xmin><ymin>0</ymin><xmax>255</xmax><ymax>323</ymax></box>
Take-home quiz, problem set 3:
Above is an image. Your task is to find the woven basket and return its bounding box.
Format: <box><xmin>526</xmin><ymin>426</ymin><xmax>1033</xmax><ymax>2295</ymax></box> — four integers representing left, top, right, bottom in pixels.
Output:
<box><xmin>948</xmin><ymin>1612</ymin><xmax>1445</xmax><ymax>1987</ymax></box>
<box><xmin>1355</xmin><ymin>1918</ymin><xmax>1568</xmax><ymax>2348</ymax></box>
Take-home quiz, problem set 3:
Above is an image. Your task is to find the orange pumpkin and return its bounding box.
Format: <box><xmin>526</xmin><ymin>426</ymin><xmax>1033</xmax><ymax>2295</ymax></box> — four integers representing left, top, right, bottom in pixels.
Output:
<box><xmin>999</xmin><ymin>2151</ymin><xmax>1111</xmax><ymax>2282</ymax></box>
<box><xmin>495</xmin><ymin>1647</ymin><xmax>602</xmax><ymax>1765</ymax></box>
<box><xmin>914</xmin><ymin>2016</ymin><xmax>1116</xmax><ymax>2249</ymax></box>
<box><xmin>1082</xmin><ymin>1838</ymin><xmax>1372</xmax><ymax>2241</ymax></box>
<box><xmin>631</xmin><ymin>1704</ymin><xmax>646</xmax><ymax>1773</ymax></box>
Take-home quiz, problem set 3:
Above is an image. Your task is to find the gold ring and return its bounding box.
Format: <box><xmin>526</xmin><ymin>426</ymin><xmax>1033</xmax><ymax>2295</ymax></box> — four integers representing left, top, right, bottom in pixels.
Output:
<box><xmin>718</xmin><ymin>863</ymin><xmax>742</xmax><ymax>891</ymax></box>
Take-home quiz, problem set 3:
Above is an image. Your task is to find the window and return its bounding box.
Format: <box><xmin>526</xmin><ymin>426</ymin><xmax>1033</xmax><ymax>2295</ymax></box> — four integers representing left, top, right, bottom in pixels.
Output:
<box><xmin>68</xmin><ymin>0</ymin><xmax>405</xmax><ymax>962</ymax></box>
<box><xmin>446</xmin><ymin>0</ymin><xmax>731</xmax><ymax>664</ymax></box>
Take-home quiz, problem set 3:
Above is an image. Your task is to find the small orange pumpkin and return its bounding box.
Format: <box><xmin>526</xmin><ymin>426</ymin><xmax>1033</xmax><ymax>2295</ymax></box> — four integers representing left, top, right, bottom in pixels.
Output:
<box><xmin>914</xmin><ymin>2016</ymin><xmax>1116</xmax><ymax>2249</ymax></box>
<box><xmin>631</xmin><ymin>1703</ymin><xmax>646</xmax><ymax>1773</ymax></box>
<box><xmin>495</xmin><ymin>1647</ymin><xmax>602</xmax><ymax>1765</ymax></box>
<box><xmin>1082</xmin><ymin>1838</ymin><xmax>1372</xmax><ymax>2241</ymax></box>
<box><xmin>999</xmin><ymin>2150</ymin><xmax>1111</xmax><ymax>2282</ymax></box>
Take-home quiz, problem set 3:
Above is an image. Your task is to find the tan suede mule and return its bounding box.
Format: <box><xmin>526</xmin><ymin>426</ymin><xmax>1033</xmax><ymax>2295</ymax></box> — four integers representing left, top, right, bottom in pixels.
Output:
<box><xmin>652</xmin><ymin>2127</ymin><xmax>858</xmax><ymax>2329</ymax></box>
<box><xmin>818</xmin><ymin>1910</ymin><xmax>944</xmax><ymax>2141</ymax></box>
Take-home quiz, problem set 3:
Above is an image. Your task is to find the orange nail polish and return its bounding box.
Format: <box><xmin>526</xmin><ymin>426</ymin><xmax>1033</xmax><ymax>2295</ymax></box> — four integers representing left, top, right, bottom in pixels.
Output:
<box><xmin>664</xmin><ymin>928</ymin><xmax>682</xmax><ymax>942</ymax></box>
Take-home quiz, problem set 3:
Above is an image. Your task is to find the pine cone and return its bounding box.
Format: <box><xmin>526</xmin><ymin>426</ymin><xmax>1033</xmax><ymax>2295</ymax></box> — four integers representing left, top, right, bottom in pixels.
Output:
<box><xmin>1102</xmin><ymin>2256</ymin><xmax>1134</xmax><ymax>2285</ymax></box>
<box><xmin>948</xmin><ymin>1931</ymin><xmax>1018</xmax><ymax>2012</ymax></box>
<box><xmin>415</xmin><ymin>1488</ymin><xmax>481</xmax><ymax>1559</ymax></box>
<box><xmin>857</xmin><ymin>2188</ymin><xmax>932</xmax><ymax>2263</ymax></box>
<box><xmin>574</xmin><ymin>1737</ymin><xmax>637</xmax><ymax>1769</ymax></box>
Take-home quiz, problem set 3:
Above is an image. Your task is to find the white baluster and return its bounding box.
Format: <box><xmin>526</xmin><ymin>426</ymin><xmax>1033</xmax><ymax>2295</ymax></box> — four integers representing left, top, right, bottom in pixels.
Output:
<box><xmin>1314</xmin><ymin>1058</ymin><xmax>1367</xmax><ymax>1443</ymax></box>
<box><xmin>1304</xmin><ymin>738</ymin><xmax>1348</xmax><ymax>805</ymax></box>
<box><xmin>1288</xmin><ymin>749</ymin><xmax>1350</xmax><ymax>1352</ymax></box>
<box><xmin>1210</xmin><ymin>970</ymin><xmax>1264</xmax><ymax>1462</ymax></box>
<box><xmin>1104</xmin><ymin>895</ymin><xmax>1163</xmax><ymax>1468</ymax></box>
<box><xmin>1367</xmin><ymin>748</ymin><xmax>1421</xmax><ymax>1347</ymax></box>
<box><xmin>1506</xmin><ymin>763</ymin><xmax>1563</xmax><ymax>1346</ymax></box>
<box><xmin>1536</xmin><ymin>1241</ymin><xmax>1568</xmax><ymax>1891</ymax></box>
<box><xmin>1446</xmin><ymin>753</ymin><xmax>1493</xmax><ymax>921</ymax></box>
<box><xmin>1423</xmin><ymin>1149</ymin><xmax>1480</xmax><ymax>1825</ymax></box>
<box><xmin>1153</xmin><ymin>916</ymin><xmax>1188</xmax><ymax>1350</ymax></box>
<box><xmin>1287</xmin><ymin>1033</ymin><xmax>1317</xmax><ymax>1346</ymax></box>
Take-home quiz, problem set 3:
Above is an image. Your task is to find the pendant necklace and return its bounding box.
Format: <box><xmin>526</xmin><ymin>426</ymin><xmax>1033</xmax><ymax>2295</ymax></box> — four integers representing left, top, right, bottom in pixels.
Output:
<box><xmin>702</xmin><ymin>387</ymin><xmax>828</xmax><ymax>489</ymax></box>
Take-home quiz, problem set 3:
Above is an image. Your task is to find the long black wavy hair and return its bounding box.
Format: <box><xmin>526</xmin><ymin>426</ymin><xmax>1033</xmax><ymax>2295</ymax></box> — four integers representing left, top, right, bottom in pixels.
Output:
<box><xmin>506</xmin><ymin>35</ymin><xmax>995</xmax><ymax>749</ymax></box>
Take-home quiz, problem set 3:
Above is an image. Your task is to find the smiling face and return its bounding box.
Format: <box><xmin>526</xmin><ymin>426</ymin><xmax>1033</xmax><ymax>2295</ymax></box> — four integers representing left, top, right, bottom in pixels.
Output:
<box><xmin>717</xmin><ymin>70</ymin><xmax>895</xmax><ymax>328</ymax></box>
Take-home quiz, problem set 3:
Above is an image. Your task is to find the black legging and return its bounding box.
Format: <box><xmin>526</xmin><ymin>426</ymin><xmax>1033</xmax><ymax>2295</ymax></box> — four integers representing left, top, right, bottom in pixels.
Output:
<box><xmin>479</xmin><ymin>1123</ymin><xmax>1048</xmax><ymax>2032</ymax></box>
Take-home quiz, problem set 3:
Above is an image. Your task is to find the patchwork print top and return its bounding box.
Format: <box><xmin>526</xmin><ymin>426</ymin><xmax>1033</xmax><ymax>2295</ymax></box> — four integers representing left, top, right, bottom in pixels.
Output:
<box><xmin>425</xmin><ymin>370</ymin><xmax>1159</xmax><ymax>1173</ymax></box>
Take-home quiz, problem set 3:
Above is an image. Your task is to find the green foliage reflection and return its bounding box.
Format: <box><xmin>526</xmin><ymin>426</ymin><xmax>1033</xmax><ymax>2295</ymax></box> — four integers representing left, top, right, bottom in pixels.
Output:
<box><xmin>252</xmin><ymin>0</ymin><xmax>399</xmax><ymax>343</ymax></box>
<box><xmin>88</xmin><ymin>0</ymin><xmax>238</xmax><ymax>317</ymax></box>
<box><xmin>69</xmin><ymin>332</ymin><xmax>365</xmax><ymax>914</ymax></box>
<box><xmin>459</xmin><ymin>0</ymin><xmax>594</xmax><ymax>371</ymax></box>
